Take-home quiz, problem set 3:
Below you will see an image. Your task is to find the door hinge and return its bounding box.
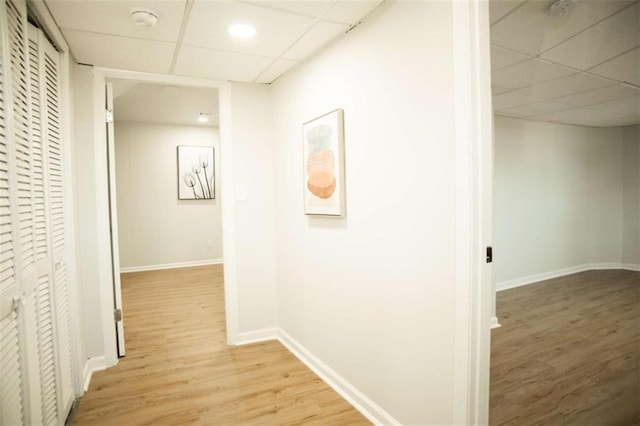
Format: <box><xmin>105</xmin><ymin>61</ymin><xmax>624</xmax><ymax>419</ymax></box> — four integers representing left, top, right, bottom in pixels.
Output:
<box><xmin>114</xmin><ymin>308</ymin><xmax>122</xmax><ymax>322</ymax></box>
<box><xmin>105</xmin><ymin>109</ymin><xmax>114</xmax><ymax>123</ymax></box>
<box><xmin>486</xmin><ymin>246</ymin><xmax>493</xmax><ymax>263</ymax></box>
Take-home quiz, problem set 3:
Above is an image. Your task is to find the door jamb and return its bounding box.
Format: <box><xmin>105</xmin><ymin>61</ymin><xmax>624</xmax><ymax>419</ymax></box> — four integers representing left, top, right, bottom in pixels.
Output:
<box><xmin>451</xmin><ymin>0</ymin><xmax>494</xmax><ymax>424</ymax></box>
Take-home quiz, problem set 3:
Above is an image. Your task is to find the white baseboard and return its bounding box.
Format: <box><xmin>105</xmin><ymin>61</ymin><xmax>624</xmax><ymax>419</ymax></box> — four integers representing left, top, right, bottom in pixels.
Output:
<box><xmin>622</xmin><ymin>263</ymin><xmax>640</xmax><ymax>272</ymax></box>
<box><xmin>497</xmin><ymin>263</ymin><xmax>639</xmax><ymax>292</ymax></box>
<box><xmin>589</xmin><ymin>262</ymin><xmax>626</xmax><ymax>270</ymax></box>
<box><xmin>120</xmin><ymin>258</ymin><xmax>223</xmax><ymax>273</ymax></box>
<box><xmin>232</xmin><ymin>327</ymin><xmax>278</xmax><ymax>345</ymax></box>
<box><xmin>277</xmin><ymin>329</ymin><xmax>400</xmax><ymax>426</ymax></box>
<box><xmin>233</xmin><ymin>327</ymin><xmax>400</xmax><ymax>424</ymax></box>
<box><xmin>490</xmin><ymin>316</ymin><xmax>501</xmax><ymax>329</ymax></box>
<box><xmin>82</xmin><ymin>356</ymin><xmax>107</xmax><ymax>392</ymax></box>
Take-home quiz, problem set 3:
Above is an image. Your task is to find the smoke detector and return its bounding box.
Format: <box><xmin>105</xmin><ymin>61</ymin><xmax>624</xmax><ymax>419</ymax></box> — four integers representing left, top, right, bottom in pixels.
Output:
<box><xmin>130</xmin><ymin>9</ymin><xmax>158</xmax><ymax>27</ymax></box>
<box><xmin>548</xmin><ymin>0</ymin><xmax>576</xmax><ymax>16</ymax></box>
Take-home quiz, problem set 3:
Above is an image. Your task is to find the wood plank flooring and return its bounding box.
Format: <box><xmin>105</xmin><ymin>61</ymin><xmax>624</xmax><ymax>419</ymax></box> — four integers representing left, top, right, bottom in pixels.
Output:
<box><xmin>490</xmin><ymin>269</ymin><xmax>640</xmax><ymax>426</ymax></box>
<box><xmin>74</xmin><ymin>265</ymin><xmax>368</xmax><ymax>425</ymax></box>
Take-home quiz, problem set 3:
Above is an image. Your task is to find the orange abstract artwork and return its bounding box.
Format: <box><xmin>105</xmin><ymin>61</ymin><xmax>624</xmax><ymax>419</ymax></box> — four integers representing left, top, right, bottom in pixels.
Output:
<box><xmin>303</xmin><ymin>109</ymin><xmax>345</xmax><ymax>216</ymax></box>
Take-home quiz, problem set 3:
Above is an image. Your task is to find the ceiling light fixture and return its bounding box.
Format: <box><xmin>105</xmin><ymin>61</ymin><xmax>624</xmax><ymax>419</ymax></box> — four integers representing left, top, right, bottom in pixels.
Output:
<box><xmin>197</xmin><ymin>113</ymin><xmax>209</xmax><ymax>123</ymax></box>
<box><xmin>548</xmin><ymin>0</ymin><xmax>576</xmax><ymax>16</ymax></box>
<box><xmin>228</xmin><ymin>23</ymin><xmax>256</xmax><ymax>39</ymax></box>
<box><xmin>130</xmin><ymin>9</ymin><xmax>158</xmax><ymax>27</ymax></box>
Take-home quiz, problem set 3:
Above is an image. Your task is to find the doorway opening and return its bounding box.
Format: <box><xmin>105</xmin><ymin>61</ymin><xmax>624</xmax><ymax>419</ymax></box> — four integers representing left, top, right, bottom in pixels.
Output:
<box><xmin>106</xmin><ymin>80</ymin><xmax>223</xmax><ymax>356</ymax></box>
<box><xmin>488</xmin><ymin>0</ymin><xmax>640</xmax><ymax>423</ymax></box>
<box><xmin>88</xmin><ymin>69</ymin><xmax>237</xmax><ymax>368</ymax></box>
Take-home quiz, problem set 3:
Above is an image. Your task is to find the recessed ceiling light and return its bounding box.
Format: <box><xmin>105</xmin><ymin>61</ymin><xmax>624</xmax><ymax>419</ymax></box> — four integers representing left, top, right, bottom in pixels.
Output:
<box><xmin>197</xmin><ymin>113</ymin><xmax>209</xmax><ymax>123</ymax></box>
<box><xmin>548</xmin><ymin>0</ymin><xmax>576</xmax><ymax>16</ymax></box>
<box><xmin>228</xmin><ymin>23</ymin><xmax>256</xmax><ymax>39</ymax></box>
<box><xmin>130</xmin><ymin>9</ymin><xmax>158</xmax><ymax>27</ymax></box>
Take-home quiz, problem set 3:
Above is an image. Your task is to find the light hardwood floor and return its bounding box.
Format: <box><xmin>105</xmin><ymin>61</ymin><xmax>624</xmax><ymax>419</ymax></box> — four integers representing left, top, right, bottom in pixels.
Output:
<box><xmin>74</xmin><ymin>265</ymin><xmax>368</xmax><ymax>425</ymax></box>
<box><xmin>490</xmin><ymin>269</ymin><xmax>640</xmax><ymax>426</ymax></box>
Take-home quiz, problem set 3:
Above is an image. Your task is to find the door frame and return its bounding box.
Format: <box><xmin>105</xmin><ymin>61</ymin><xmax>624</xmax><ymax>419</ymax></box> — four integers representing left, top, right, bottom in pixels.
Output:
<box><xmin>105</xmin><ymin>82</ymin><xmax>125</xmax><ymax>357</ymax></box>
<box><xmin>451</xmin><ymin>0</ymin><xmax>494</xmax><ymax>424</ymax></box>
<box><xmin>91</xmin><ymin>68</ymin><xmax>238</xmax><ymax>368</ymax></box>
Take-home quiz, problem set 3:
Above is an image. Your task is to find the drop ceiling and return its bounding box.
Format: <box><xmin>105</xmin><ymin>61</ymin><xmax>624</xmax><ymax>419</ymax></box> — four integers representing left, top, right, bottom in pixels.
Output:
<box><xmin>112</xmin><ymin>81</ymin><xmax>219</xmax><ymax>127</ymax></box>
<box><xmin>44</xmin><ymin>0</ymin><xmax>383</xmax><ymax>84</ymax></box>
<box><xmin>490</xmin><ymin>0</ymin><xmax>640</xmax><ymax>127</ymax></box>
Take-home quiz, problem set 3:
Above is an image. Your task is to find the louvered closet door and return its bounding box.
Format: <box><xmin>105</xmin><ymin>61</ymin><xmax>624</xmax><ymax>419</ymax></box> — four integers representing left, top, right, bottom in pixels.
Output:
<box><xmin>0</xmin><ymin>1</ymin><xmax>26</xmax><ymax>424</ymax></box>
<box><xmin>29</xmin><ymin>22</ymin><xmax>72</xmax><ymax>425</ymax></box>
<box><xmin>1</xmin><ymin>0</ymin><xmax>40</xmax><ymax>425</ymax></box>
<box><xmin>40</xmin><ymin>24</ymin><xmax>75</xmax><ymax>418</ymax></box>
<box><xmin>1</xmin><ymin>1</ymin><xmax>74</xmax><ymax>424</ymax></box>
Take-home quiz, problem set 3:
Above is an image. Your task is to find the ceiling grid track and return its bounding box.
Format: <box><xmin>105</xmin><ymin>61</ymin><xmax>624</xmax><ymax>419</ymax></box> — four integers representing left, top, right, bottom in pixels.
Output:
<box><xmin>168</xmin><ymin>0</ymin><xmax>194</xmax><ymax>75</ymax></box>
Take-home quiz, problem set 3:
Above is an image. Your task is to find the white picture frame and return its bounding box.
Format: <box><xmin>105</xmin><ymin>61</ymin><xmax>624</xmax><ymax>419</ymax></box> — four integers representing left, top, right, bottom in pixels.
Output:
<box><xmin>303</xmin><ymin>109</ymin><xmax>345</xmax><ymax>216</ymax></box>
<box><xmin>177</xmin><ymin>145</ymin><xmax>215</xmax><ymax>200</ymax></box>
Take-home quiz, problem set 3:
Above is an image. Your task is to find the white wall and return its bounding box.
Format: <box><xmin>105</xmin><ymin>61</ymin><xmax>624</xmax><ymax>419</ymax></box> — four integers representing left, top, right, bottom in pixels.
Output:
<box><xmin>114</xmin><ymin>122</ymin><xmax>222</xmax><ymax>269</ymax></box>
<box><xmin>71</xmin><ymin>64</ymin><xmax>104</xmax><ymax>359</ymax></box>
<box><xmin>622</xmin><ymin>126</ymin><xmax>640</xmax><ymax>267</ymax></box>
<box><xmin>228</xmin><ymin>83</ymin><xmax>278</xmax><ymax>334</ymax></box>
<box><xmin>271</xmin><ymin>2</ymin><xmax>456</xmax><ymax>424</ymax></box>
<box><xmin>494</xmin><ymin>116</ymin><xmax>634</xmax><ymax>286</ymax></box>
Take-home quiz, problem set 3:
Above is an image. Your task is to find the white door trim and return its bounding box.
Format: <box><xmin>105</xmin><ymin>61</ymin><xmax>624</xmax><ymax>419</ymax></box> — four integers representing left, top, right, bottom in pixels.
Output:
<box><xmin>105</xmin><ymin>82</ymin><xmax>125</xmax><ymax>357</ymax></box>
<box><xmin>452</xmin><ymin>0</ymin><xmax>493</xmax><ymax>424</ymax></box>
<box><xmin>91</xmin><ymin>68</ymin><xmax>239</xmax><ymax>367</ymax></box>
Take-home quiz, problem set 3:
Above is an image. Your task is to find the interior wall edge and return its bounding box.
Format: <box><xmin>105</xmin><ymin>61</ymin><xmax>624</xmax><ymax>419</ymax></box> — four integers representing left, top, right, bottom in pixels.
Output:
<box><xmin>81</xmin><ymin>355</ymin><xmax>107</xmax><ymax>393</ymax></box>
<box><xmin>490</xmin><ymin>316</ymin><xmax>501</xmax><ymax>329</ymax></box>
<box><xmin>276</xmin><ymin>328</ymin><xmax>401</xmax><ymax>426</ymax></box>
<box><xmin>229</xmin><ymin>325</ymin><xmax>402</xmax><ymax>424</ymax></box>
<box><xmin>233</xmin><ymin>327</ymin><xmax>278</xmax><ymax>346</ymax></box>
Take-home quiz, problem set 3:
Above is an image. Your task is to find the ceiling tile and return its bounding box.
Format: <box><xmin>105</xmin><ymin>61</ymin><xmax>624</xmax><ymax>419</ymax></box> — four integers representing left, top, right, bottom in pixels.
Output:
<box><xmin>255</xmin><ymin>58</ymin><xmax>299</xmax><ymax>83</ymax></box>
<box><xmin>552</xmin><ymin>83</ymin><xmax>640</xmax><ymax>107</ymax></box>
<box><xmin>282</xmin><ymin>21</ymin><xmax>348</xmax><ymax>60</ymax></box>
<box><xmin>322</xmin><ymin>0</ymin><xmax>383</xmax><ymax>25</ymax></box>
<box><xmin>515</xmin><ymin>72</ymin><xmax>615</xmax><ymax>99</ymax></box>
<box><xmin>489</xmin><ymin>0</ymin><xmax>526</xmax><ymax>25</ymax></box>
<box><xmin>536</xmin><ymin>107</ymin><xmax>639</xmax><ymax>127</ymax></box>
<box><xmin>589</xmin><ymin>95</ymin><xmax>640</xmax><ymax>116</ymax></box>
<box><xmin>62</xmin><ymin>28</ymin><xmax>174</xmax><ymax>73</ymax></box>
<box><xmin>174</xmin><ymin>45</ymin><xmax>274</xmax><ymax>82</ymax></box>
<box><xmin>45</xmin><ymin>0</ymin><xmax>186</xmax><ymax>42</ymax></box>
<box><xmin>113</xmin><ymin>83</ymin><xmax>219</xmax><ymax>127</ymax></box>
<box><xmin>540</xmin><ymin>2</ymin><xmax>640</xmax><ymax>70</ymax></box>
<box><xmin>500</xmin><ymin>100</ymin><xmax>574</xmax><ymax>116</ymax></box>
<box><xmin>183</xmin><ymin>1</ymin><xmax>315</xmax><ymax>58</ymax></box>
<box><xmin>490</xmin><ymin>0</ymin><xmax>633</xmax><ymax>57</ymax></box>
<box><xmin>492</xmin><ymin>87</ymin><xmax>510</xmax><ymax>95</ymax></box>
<box><xmin>491</xmin><ymin>58</ymin><xmax>575</xmax><ymax>89</ymax></box>
<box><xmin>490</xmin><ymin>46</ymin><xmax>530</xmax><ymax>70</ymax></box>
<box><xmin>492</xmin><ymin>91</ymin><xmax>543</xmax><ymax>110</ymax></box>
<box><xmin>240</xmin><ymin>0</ymin><xmax>334</xmax><ymax>18</ymax></box>
<box><xmin>589</xmin><ymin>47</ymin><xmax>640</xmax><ymax>86</ymax></box>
